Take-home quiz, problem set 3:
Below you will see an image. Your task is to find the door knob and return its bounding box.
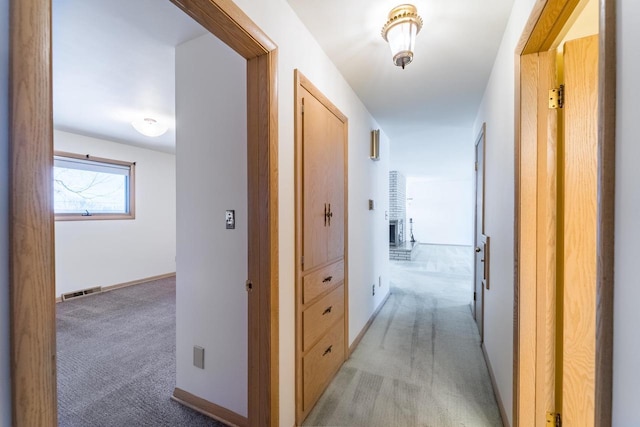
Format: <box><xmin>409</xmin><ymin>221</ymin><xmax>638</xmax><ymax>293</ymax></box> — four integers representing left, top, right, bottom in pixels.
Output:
<box><xmin>475</xmin><ymin>247</ymin><xmax>481</xmax><ymax>253</ymax></box>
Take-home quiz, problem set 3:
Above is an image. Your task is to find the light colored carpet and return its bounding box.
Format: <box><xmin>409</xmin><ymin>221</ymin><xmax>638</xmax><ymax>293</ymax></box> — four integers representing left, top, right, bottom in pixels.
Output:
<box><xmin>56</xmin><ymin>277</ymin><xmax>223</xmax><ymax>427</ymax></box>
<box><xmin>303</xmin><ymin>244</ymin><xmax>503</xmax><ymax>427</ymax></box>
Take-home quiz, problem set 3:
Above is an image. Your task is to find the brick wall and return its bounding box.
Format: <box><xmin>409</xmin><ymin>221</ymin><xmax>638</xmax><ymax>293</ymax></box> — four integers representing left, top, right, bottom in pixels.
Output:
<box><xmin>389</xmin><ymin>171</ymin><xmax>406</xmax><ymax>241</ymax></box>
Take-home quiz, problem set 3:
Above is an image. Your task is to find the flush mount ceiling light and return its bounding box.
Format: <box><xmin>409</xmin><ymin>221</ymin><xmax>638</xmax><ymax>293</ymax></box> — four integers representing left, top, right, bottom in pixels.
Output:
<box><xmin>131</xmin><ymin>117</ymin><xmax>168</xmax><ymax>137</ymax></box>
<box><xmin>381</xmin><ymin>4</ymin><xmax>423</xmax><ymax>69</ymax></box>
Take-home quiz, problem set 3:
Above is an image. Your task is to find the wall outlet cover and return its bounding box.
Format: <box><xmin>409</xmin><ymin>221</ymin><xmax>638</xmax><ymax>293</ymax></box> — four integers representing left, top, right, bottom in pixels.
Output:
<box><xmin>193</xmin><ymin>346</ymin><xmax>205</xmax><ymax>369</ymax></box>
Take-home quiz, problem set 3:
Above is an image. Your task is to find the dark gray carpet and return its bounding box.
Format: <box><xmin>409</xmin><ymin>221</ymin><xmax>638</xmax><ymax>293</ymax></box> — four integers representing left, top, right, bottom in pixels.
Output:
<box><xmin>303</xmin><ymin>244</ymin><xmax>504</xmax><ymax>427</ymax></box>
<box><xmin>56</xmin><ymin>276</ymin><xmax>223</xmax><ymax>427</ymax></box>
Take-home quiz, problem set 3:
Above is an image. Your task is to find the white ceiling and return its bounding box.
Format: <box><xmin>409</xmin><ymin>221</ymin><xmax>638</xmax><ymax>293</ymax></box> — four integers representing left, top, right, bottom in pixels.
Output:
<box><xmin>286</xmin><ymin>0</ymin><xmax>515</xmax><ymax>174</ymax></box>
<box><xmin>53</xmin><ymin>0</ymin><xmax>515</xmax><ymax>170</ymax></box>
<box><xmin>53</xmin><ymin>0</ymin><xmax>207</xmax><ymax>153</ymax></box>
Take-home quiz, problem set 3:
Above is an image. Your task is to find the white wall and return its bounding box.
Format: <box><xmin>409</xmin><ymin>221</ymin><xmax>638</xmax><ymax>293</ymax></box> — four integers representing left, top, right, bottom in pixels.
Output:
<box><xmin>406</xmin><ymin>177</ymin><xmax>474</xmax><ymax>245</ymax></box>
<box><xmin>472</xmin><ymin>0</ymin><xmax>536</xmax><ymax>424</ymax></box>
<box><xmin>390</xmin><ymin>125</ymin><xmax>474</xmax><ymax>178</ymax></box>
<box><xmin>225</xmin><ymin>2</ymin><xmax>391</xmax><ymax>424</ymax></box>
<box><xmin>175</xmin><ymin>33</ymin><xmax>248</xmax><ymax>417</ymax></box>
<box><xmin>170</xmin><ymin>1</ymin><xmax>391</xmax><ymax>424</ymax></box>
<box><xmin>391</xmin><ymin>125</ymin><xmax>475</xmax><ymax>246</ymax></box>
<box><xmin>613</xmin><ymin>0</ymin><xmax>640</xmax><ymax>423</ymax></box>
<box><xmin>54</xmin><ymin>130</ymin><xmax>176</xmax><ymax>297</ymax></box>
<box><xmin>0</xmin><ymin>0</ymin><xmax>10</xmax><ymax>424</ymax></box>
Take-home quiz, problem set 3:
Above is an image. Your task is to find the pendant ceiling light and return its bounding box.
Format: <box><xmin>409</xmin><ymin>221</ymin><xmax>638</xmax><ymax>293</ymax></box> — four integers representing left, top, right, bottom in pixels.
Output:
<box><xmin>131</xmin><ymin>117</ymin><xmax>168</xmax><ymax>137</ymax></box>
<box><xmin>381</xmin><ymin>4</ymin><xmax>423</xmax><ymax>69</ymax></box>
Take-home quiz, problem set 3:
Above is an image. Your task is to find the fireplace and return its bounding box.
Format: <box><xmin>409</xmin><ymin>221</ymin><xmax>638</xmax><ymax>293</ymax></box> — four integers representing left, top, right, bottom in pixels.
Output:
<box><xmin>389</xmin><ymin>219</ymin><xmax>404</xmax><ymax>246</ymax></box>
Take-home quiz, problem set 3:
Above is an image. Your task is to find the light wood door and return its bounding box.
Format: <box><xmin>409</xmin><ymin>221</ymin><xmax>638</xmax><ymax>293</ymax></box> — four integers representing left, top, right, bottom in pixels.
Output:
<box><xmin>326</xmin><ymin>108</ymin><xmax>345</xmax><ymax>263</ymax></box>
<box><xmin>302</xmin><ymin>89</ymin><xmax>332</xmax><ymax>271</ymax></box>
<box><xmin>561</xmin><ymin>34</ymin><xmax>599</xmax><ymax>426</ymax></box>
<box><xmin>301</xmin><ymin>88</ymin><xmax>345</xmax><ymax>271</ymax></box>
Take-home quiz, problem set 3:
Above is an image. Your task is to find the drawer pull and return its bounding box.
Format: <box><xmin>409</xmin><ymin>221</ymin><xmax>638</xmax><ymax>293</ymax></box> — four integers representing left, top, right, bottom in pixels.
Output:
<box><xmin>323</xmin><ymin>345</ymin><xmax>333</xmax><ymax>356</ymax></box>
<box><xmin>322</xmin><ymin>306</ymin><xmax>333</xmax><ymax>315</ymax></box>
<box><xmin>322</xmin><ymin>276</ymin><xmax>333</xmax><ymax>283</ymax></box>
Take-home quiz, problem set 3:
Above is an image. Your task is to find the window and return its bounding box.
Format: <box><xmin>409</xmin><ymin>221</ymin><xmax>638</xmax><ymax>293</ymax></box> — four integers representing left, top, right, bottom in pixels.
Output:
<box><xmin>53</xmin><ymin>151</ymin><xmax>135</xmax><ymax>220</ymax></box>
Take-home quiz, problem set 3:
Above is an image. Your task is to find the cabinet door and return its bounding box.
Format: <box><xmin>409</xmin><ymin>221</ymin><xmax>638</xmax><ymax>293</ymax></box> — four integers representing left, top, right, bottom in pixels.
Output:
<box><xmin>302</xmin><ymin>90</ymin><xmax>330</xmax><ymax>270</ymax></box>
<box><xmin>326</xmin><ymin>110</ymin><xmax>345</xmax><ymax>262</ymax></box>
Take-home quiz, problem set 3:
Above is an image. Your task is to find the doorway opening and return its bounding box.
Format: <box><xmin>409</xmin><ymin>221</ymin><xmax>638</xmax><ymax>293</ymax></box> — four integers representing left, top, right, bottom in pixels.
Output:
<box><xmin>9</xmin><ymin>1</ymin><xmax>279</xmax><ymax>426</ymax></box>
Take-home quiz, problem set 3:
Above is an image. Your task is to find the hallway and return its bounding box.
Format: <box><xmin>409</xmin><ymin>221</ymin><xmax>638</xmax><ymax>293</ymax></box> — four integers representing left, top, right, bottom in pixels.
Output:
<box><xmin>303</xmin><ymin>244</ymin><xmax>503</xmax><ymax>426</ymax></box>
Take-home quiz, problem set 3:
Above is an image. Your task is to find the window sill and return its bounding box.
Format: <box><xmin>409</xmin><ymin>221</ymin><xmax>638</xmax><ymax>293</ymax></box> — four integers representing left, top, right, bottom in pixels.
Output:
<box><xmin>55</xmin><ymin>213</ymin><xmax>135</xmax><ymax>221</ymax></box>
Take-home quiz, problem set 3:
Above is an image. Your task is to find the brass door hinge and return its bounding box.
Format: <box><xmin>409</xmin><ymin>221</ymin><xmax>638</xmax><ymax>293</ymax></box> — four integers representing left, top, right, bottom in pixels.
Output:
<box><xmin>546</xmin><ymin>412</ymin><xmax>561</xmax><ymax>427</ymax></box>
<box><xmin>245</xmin><ymin>279</ymin><xmax>253</xmax><ymax>292</ymax></box>
<box><xmin>549</xmin><ymin>84</ymin><xmax>565</xmax><ymax>109</ymax></box>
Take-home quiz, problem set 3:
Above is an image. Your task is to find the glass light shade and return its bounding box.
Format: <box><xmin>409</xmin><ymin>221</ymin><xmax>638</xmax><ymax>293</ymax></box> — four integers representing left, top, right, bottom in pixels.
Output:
<box><xmin>131</xmin><ymin>117</ymin><xmax>168</xmax><ymax>137</ymax></box>
<box><xmin>386</xmin><ymin>21</ymin><xmax>418</xmax><ymax>68</ymax></box>
<box><xmin>381</xmin><ymin>4</ymin><xmax>423</xmax><ymax>69</ymax></box>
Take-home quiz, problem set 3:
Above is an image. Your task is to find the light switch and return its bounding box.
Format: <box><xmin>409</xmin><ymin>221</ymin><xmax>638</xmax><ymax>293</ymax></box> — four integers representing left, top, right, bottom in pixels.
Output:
<box><xmin>226</xmin><ymin>210</ymin><xmax>235</xmax><ymax>229</ymax></box>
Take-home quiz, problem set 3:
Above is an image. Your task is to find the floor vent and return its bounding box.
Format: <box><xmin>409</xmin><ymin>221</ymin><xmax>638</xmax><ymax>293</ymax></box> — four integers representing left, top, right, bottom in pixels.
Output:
<box><xmin>61</xmin><ymin>286</ymin><xmax>102</xmax><ymax>301</ymax></box>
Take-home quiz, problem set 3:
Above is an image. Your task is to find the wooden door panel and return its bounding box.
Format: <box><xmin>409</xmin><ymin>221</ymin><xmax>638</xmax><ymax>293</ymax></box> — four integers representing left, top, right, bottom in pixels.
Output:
<box><xmin>562</xmin><ymin>34</ymin><xmax>598</xmax><ymax>426</ymax></box>
<box><xmin>302</xmin><ymin>90</ymin><xmax>330</xmax><ymax>270</ymax></box>
<box><xmin>535</xmin><ymin>49</ymin><xmax>558</xmax><ymax>426</ymax></box>
<box><xmin>326</xmin><ymin>110</ymin><xmax>345</xmax><ymax>262</ymax></box>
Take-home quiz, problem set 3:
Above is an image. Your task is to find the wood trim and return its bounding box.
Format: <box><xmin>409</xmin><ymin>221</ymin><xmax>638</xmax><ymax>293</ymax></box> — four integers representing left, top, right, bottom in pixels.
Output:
<box><xmin>101</xmin><ymin>272</ymin><xmax>176</xmax><ymax>293</ymax></box>
<box><xmin>594</xmin><ymin>0</ymin><xmax>616</xmax><ymax>425</ymax></box>
<box><xmin>245</xmin><ymin>48</ymin><xmax>280</xmax><ymax>427</ymax></box>
<box><xmin>475</xmin><ymin>123</ymin><xmax>487</xmax><ymax>235</ymax></box>
<box><xmin>170</xmin><ymin>0</ymin><xmax>275</xmax><ymax>58</ymax></box>
<box><xmin>10</xmin><ymin>0</ymin><xmax>279</xmax><ymax>426</ymax></box>
<box><xmin>348</xmin><ymin>290</ymin><xmax>391</xmax><ymax>355</ymax></box>
<box><xmin>9</xmin><ymin>0</ymin><xmax>58</xmax><ymax>426</ymax></box>
<box><xmin>172</xmin><ymin>388</ymin><xmax>248</xmax><ymax>427</ymax></box>
<box><xmin>512</xmin><ymin>50</ymin><xmax>522</xmax><ymax>427</ymax></box>
<box><xmin>297</xmin><ymin>72</ymin><xmax>348</xmax><ymax>123</ymax></box>
<box><xmin>514</xmin><ymin>1</ymin><xmax>615</xmax><ymax>426</ymax></box>
<box><xmin>534</xmin><ymin>50</ymin><xmax>558</xmax><ymax>426</ymax></box>
<box><xmin>482</xmin><ymin>343</ymin><xmax>511</xmax><ymax>427</ymax></box>
<box><xmin>517</xmin><ymin>0</ymin><xmax>585</xmax><ymax>55</ymax></box>
<box><xmin>342</xmin><ymin>103</ymin><xmax>349</xmax><ymax>363</ymax></box>
<box><xmin>517</xmin><ymin>52</ymin><xmax>539</xmax><ymax>427</ymax></box>
<box><xmin>55</xmin><ymin>273</ymin><xmax>177</xmax><ymax>303</ymax></box>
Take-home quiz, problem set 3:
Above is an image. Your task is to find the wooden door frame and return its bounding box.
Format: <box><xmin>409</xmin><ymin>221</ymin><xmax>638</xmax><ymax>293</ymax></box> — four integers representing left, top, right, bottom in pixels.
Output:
<box><xmin>473</xmin><ymin>123</ymin><xmax>486</xmax><ymax>342</ymax></box>
<box><xmin>513</xmin><ymin>0</ymin><xmax>615</xmax><ymax>425</ymax></box>
<box><xmin>9</xmin><ymin>0</ymin><xmax>279</xmax><ymax>426</ymax></box>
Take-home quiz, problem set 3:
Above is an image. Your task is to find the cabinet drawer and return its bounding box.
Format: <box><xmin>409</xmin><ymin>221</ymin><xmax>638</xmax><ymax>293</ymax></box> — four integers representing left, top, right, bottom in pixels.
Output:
<box><xmin>302</xmin><ymin>318</ymin><xmax>345</xmax><ymax>412</ymax></box>
<box><xmin>302</xmin><ymin>260</ymin><xmax>344</xmax><ymax>304</ymax></box>
<box><xmin>302</xmin><ymin>284</ymin><xmax>344</xmax><ymax>352</ymax></box>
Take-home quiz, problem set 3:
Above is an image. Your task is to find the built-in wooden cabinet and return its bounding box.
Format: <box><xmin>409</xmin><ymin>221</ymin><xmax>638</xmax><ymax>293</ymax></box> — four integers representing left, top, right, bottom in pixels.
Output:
<box><xmin>295</xmin><ymin>70</ymin><xmax>348</xmax><ymax>425</ymax></box>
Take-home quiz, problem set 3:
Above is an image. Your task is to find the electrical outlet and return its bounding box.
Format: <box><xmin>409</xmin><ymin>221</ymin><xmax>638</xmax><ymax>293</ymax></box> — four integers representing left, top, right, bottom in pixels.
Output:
<box><xmin>193</xmin><ymin>346</ymin><xmax>205</xmax><ymax>369</ymax></box>
<box><xmin>372</xmin><ymin>284</ymin><xmax>376</xmax><ymax>296</ymax></box>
